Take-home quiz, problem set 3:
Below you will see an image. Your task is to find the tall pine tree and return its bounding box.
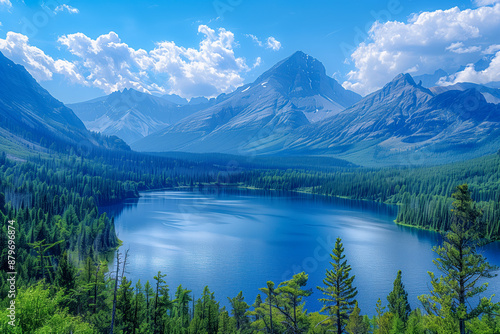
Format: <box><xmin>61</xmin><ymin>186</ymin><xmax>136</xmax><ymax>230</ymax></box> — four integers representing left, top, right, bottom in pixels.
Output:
<box><xmin>419</xmin><ymin>184</ymin><xmax>498</xmax><ymax>334</ymax></box>
<box><xmin>317</xmin><ymin>237</ymin><xmax>358</xmax><ymax>334</ymax></box>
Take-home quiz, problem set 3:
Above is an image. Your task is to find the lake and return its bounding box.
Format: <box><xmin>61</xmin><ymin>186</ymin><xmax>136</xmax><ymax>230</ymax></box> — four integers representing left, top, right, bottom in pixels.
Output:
<box><xmin>103</xmin><ymin>188</ymin><xmax>500</xmax><ymax>315</ymax></box>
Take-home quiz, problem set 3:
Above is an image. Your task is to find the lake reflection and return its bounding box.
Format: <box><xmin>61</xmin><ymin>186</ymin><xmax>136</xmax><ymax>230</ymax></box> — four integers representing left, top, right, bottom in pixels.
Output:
<box><xmin>102</xmin><ymin>188</ymin><xmax>500</xmax><ymax>315</ymax></box>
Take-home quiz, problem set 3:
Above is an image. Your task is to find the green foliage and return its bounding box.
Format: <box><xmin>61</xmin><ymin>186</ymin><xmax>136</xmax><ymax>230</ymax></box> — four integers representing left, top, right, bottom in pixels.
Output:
<box><xmin>346</xmin><ymin>302</ymin><xmax>369</xmax><ymax>334</ymax></box>
<box><xmin>0</xmin><ymin>282</ymin><xmax>93</xmax><ymax>333</ymax></box>
<box><xmin>228</xmin><ymin>291</ymin><xmax>249</xmax><ymax>331</ymax></box>
<box><xmin>419</xmin><ymin>184</ymin><xmax>499</xmax><ymax>334</ymax></box>
<box><xmin>317</xmin><ymin>237</ymin><xmax>358</xmax><ymax>333</ymax></box>
<box><xmin>386</xmin><ymin>270</ymin><xmax>411</xmax><ymax>323</ymax></box>
<box><xmin>2</xmin><ymin>143</ymin><xmax>500</xmax><ymax>333</ymax></box>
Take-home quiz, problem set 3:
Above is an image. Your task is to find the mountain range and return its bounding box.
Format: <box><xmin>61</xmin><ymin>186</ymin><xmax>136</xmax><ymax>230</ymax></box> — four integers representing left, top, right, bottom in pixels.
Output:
<box><xmin>284</xmin><ymin>74</ymin><xmax>500</xmax><ymax>165</ymax></box>
<box><xmin>131</xmin><ymin>51</ymin><xmax>361</xmax><ymax>153</ymax></box>
<box><xmin>1</xmin><ymin>49</ymin><xmax>499</xmax><ymax>167</ymax></box>
<box><xmin>68</xmin><ymin>89</ymin><xmax>213</xmax><ymax>144</ymax></box>
<box><xmin>129</xmin><ymin>53</ymin><xmax>500</xmax><ymax>166</ymax></box>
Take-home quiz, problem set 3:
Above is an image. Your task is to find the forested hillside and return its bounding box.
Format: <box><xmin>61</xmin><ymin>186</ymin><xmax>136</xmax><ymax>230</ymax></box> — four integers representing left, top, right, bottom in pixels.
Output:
<box><xmin>234</xmin><ymin>153</ymin><xmax>500</xmax><ymax>240</ymax></box>
<box><xmin>0</xmin><ymin>146</ymin><xmax>499</xmax><ymax>332</ymax></box>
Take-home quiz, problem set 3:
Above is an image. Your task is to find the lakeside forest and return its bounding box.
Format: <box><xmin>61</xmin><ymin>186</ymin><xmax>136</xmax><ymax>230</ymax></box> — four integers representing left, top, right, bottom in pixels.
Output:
<box><xmin>0</xmin><ymin>147</ymin><xmax>500</xmax><ymax>333</ymax></box>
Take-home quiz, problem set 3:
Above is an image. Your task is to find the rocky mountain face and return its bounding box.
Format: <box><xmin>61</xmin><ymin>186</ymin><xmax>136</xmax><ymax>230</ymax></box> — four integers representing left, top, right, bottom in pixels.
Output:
<box><xmin>284</xmin><ymin>74</ymin><xmax>500</xmax><ymax>165</ymax></box>
<box><xmin>132</xmin><ymin>53</ymin><xmax>500</xmax><ymax>166</ymax></box>
<box><xmin>68</xmin><ymin>89</ymin><xmax>208</xmax><ymax>144</ymax></box>
<box><xmin>131</xmin><ymin>51</ymin><xmax>361</xmax><ymax>153</ymax></box>
<box><xmin>429</xmin><ymin>83</ymin><xmax>500</xmax><ymax>105</ymax></box>
<box><xmin>0</xmin><ymin>51</ymin><xmax>93</xmax><ymax>149</ymax></box>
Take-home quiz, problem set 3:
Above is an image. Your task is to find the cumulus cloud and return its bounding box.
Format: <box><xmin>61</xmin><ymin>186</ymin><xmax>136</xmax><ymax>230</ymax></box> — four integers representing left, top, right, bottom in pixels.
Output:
<box><xmin>0</xmin><ymin>0</ymin><xmax>11</xmax><ymax>8</ymax></box>
<box><xmin>0</xmin><ymin>25</ymin><xmax>251</xmax><ymax>98</ymax></box>
<box><xmin>0</xmin><ymin>32</ymin><xmax>85</xmax><ymax>83</ymax></box>
<box><xmin>246</xmin><ymin>34</ymin><xmax>282</xmax><ymax>51</ymax></box>
<box><xmin>266</xmin><ymin>37</ymin><xmax>281</xmax><ymax>51</ymax></box>
<box><xmin>343</xmin><ymin>4</ymin><xmax>500</xmax><ymax>95</ymax></box>
<box><xmin>149</xmin><ymin>25</ymin><xmax>249</xmax><ymax>97</ymax></box>
<box><xmin>57</xmin><ymin>31</ymin><xmax>161</xmax><ymax>94</ymax></box>
<box><xmin>441</xmin><ymin>51</ymin><xmax>500</xmax><ymax>85</ymax></box>
<box><xmin>54</xmin><ymin>4</ymin><xmax>79</xmax><ymax>14</ymax></box>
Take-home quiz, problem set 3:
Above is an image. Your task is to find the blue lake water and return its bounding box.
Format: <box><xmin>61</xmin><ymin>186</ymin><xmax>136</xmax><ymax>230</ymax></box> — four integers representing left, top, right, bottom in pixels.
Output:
<box><xmin>104</xmin><ymin>189</ymin><xmax>500</xmax><ymax>315</ymax></box>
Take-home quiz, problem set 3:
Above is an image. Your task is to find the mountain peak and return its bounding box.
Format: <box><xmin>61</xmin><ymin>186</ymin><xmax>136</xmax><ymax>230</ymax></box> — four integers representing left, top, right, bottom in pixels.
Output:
<box><xmin>392</xmin><ymin>73</ymin><xmax>417</xmax><ymax>86</ymax></box>
<box><xmin>256</xmin><ymin>51</ymin><xmax>326</xmax><ymax>84</ymax></box>
<box><xmin>379</xmin><ymin>73</ymin><xmax>434</xmax><ymax>97</ymax></box>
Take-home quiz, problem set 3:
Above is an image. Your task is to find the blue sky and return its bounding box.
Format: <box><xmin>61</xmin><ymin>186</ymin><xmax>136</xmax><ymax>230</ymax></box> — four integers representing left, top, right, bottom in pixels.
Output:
<box><xmin>0</xmin><ymin>0</ymin><xmax>499</xmax><ymax>103</ymax></box>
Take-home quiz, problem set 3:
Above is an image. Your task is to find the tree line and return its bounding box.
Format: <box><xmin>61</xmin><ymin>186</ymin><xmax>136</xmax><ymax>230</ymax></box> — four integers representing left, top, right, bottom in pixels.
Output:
<box><xmin>0</xmin><ymin>184</ymin><xmax>498</xmax><ymax>333</ymax></box>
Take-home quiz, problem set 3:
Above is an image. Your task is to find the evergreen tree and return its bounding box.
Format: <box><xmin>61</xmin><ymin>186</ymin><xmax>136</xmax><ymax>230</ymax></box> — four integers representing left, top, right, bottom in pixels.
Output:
<box><xmin>386</xmin><ymin>270</ymin><xmax>410</xmax><ymax>323</ymax></box>
<box><xmin>55</xmin><ymin>251</ymin><xmax>76</xmax><ymax>291</ymax></box>
<box><xmin>228</xmin><ymin>291</ymin><xmax>249</xmax><ymax>331</ymax></box>
<box><xmin>419</xmin><ymin>184</ymin><xmax>499</xmax><ymax>334</ymax></box>
<box><xmin>346</xmin><ymin>302</ymin><xmax>368</xmax><ymax>334</ymax></box>
<box><xmin>317</xmin><ymin>237</ymin><xmax>358</xmax><ymax>333</ymax></box>
<box><xmin>274</xmin><ymin>271</ymin><xmax>312</xmax><ymax>333</ymax></box>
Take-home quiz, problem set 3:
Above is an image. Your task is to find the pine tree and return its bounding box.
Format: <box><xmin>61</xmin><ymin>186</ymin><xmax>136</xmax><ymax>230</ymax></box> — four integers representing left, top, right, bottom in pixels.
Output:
<box><xmin>228</xmin><ymin>291</ymin><xmax>249</xmax><ymax>331</ymax></box>
<box><xmin>317</xmin><ymin>237</ymin><xmax>358</xmax><ymax>334</ymax></box>
<box><xmin>386</xmin><ymin>270</ymin><xmax>410</xmax><ymax>323</ymax></box>
<box><xmin>346</xmin><ymin>302</ymin><xmax>368</xmax><ymax>334</ymax></box>
<box><xmin>419</xmin><ymin>184</ymin><xmax>499</xmax><ymax>334</ymax></box>
<box><xmin>55</xmin><ymin>251</ymin><xmax>76</xmax><ymax>291</ymax></box>
<box><xmin>275</xmin><ymin>271</ymin><xmax>312</xmax><ymax>333</ymax></box>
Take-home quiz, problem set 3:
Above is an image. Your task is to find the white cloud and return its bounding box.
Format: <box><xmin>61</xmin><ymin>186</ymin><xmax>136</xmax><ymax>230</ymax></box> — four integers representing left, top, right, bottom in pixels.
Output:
<box><xmin>246</xmin><ymin>34</ymin><xmax>282</xmax><ymax>51</ymax></box>
<box><xmin>253</xmin><ymin>57</ymin><xmax>262</xmax><ymax>68</ymax></box>
<box><xmin>440</xmin><ymin>51</ymin><xmax>500</xmax><ymax>85</ymax></box>
<box><xmin>57</xmin><ymin>31</ymin><xmax>161</xmax><ymax>94</ymax></box>
<box><xmin>54</xmin><ymin>4</ymin><xmax>79</xmax><ymax>14</ymax></box>
<box><xmin>446</xmin><ymin>42</ymin><xmax>481</xmax><ymax>54</ymax></box>
<box><xmin>473</xmin><ymin>0</ymin><xmax>500</xmax><ymax>6</ymax></box>
<box><xmin>0</xmin><ymin>0</ymin><xmax>11</xmax><ymax>9</ymax></box>
<box><xmin>149</xmin><ymin>25</ymin><xmax>249</xmax><ymax>97</ymax></box>
<box><xmin>266</xmin><ymin>37</ymin><xmax>281</xmax><ymax>51</ymax></box>
<box><xmin>246</xmin><ymin>34</ymin><xmax>263</xmax><ymax>47</ymax></box>
<box><xmin>483</xmin><ymin>44</ymin><xmax>500</xmax><ymax>54</ymax></box>
<box><xmin>0</xmin><ymin>25</ymin><xmax>251</xmax><ymax>98</ymax></box>
<box><xmin>0</xmin><ymin>32</ymin><xmax>85</xmax><ymax>83</ymax></box>
<box><xmin>343</xmin><ymin>4</ymin><xmax>500</xmax><ymax>95</ymax></box>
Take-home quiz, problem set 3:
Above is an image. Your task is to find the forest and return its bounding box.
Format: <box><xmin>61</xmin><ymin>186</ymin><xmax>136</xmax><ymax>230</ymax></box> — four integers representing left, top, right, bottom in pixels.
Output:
<box><xmin>0</xmin><ymin>147</ymin><xmax>500</xmax><ymax>333</ymax></box>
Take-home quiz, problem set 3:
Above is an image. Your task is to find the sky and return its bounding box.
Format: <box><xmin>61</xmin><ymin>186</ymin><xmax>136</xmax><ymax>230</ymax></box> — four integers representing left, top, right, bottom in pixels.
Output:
<box><xmin>0</xmin><ymin>0</ymin><xmax>499</xmax><ymax>103</ymax></box>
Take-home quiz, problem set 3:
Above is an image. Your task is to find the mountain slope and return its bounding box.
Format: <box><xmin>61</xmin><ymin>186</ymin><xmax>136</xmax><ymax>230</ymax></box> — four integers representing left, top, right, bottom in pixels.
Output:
<box><xmin>285</xmin><ymin>74</ymin><xmax>500</xmax><ymax>165</ymax></box>
<box><xmin>0</xmin><ymin>51</ymin><xmax>131</xmax><ymax>157</ymax></box>
<box><xmin>0</xmin><ymin>51</ymin><xmax>94</xmax><ymax>151</ymax></box>
<box><xmin>132</xmin><ymin>51</ymin><xmax>361</xmax><ymax>153</ymax></box>
<box><xmin>413</xmin><ymin>69</ymin><xmax>448</xmax><ymax>88</ymax></box>
<box><xmin>429</xmin><ymin>82</ymin><xmax>500</xmax><ymax>104</ymax></box>
<box><xmin>69</xmin><ymin>89</ymin><xmax>206</xmax><ymax>144</ymax></box>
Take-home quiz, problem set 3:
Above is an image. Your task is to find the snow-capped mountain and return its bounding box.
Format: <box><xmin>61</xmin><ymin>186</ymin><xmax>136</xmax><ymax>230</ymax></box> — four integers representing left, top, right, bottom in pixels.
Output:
<box><xmin>68</xmin><ymin>89</ymin><xmax>208</xmax><ymax>144</ymax></box>
<box><xmin>284</xmin><ymin>74</ymin><xmax>500</xmax><ymax>165</ymax></box>
<box><xmin>131</xmin><ymin>51</ymin><xmax>361</xmax><ymax>153</ymax></box>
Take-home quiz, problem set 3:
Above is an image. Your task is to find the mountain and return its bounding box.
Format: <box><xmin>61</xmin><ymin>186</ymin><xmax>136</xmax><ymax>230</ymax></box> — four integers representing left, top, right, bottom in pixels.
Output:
<box><xmin>162</xmin><ymin>93</ymin><xmax>188</xmax><ymax>105</ymax></box>
<box><xmin>413</xmin><ymin>69</ymin><xmax>448</xmax><ymax>88</ymax></box>
<box><xmin>0</xmin><ymin>51</ymin><xmax>131</xmax><ymax>157</ymax></box>
<box><xmin>284</xmin><ymin>74</ymin><xmax>500</xmax><ymax>165</ymax></box>
<box><xmin>132</xmin><ymin>51</ymin><xmax>362</xmax><ymax>153</ymax></box>
<box><xmin>429</xmin><ymin>82</ymin><xmax>500</xmax><ymax>104</ymax></box>
<box><xmin>0</xmin><ymin>51</ymin><xmax>97</xmax><ymax>154</ymax></box>
<box><xmin>68</xmin><ymin>89</ymin><xmax>207</xmax><ymax>144</ymax></box>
